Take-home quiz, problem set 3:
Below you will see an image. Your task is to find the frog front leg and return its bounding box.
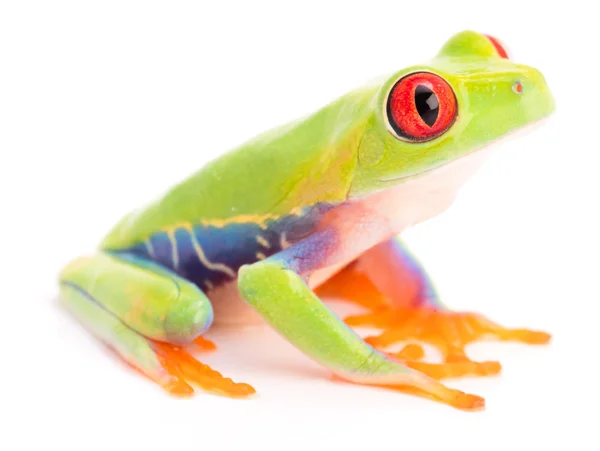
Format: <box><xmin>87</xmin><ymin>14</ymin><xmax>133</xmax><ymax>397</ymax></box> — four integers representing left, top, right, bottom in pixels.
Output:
<box><xmin>237</xmin><ymin>229</ymin><xmax>484</xmax><ymax>411</ymax></box>
<box><xmin>325</xmin><ymin>236</ymin><xmax>551</xmax><ymax>379</ymax></box>
<box><xmin>59</xmin><ymin>252</ymin><xmax>254</xmax><ymax>397</ymax></box>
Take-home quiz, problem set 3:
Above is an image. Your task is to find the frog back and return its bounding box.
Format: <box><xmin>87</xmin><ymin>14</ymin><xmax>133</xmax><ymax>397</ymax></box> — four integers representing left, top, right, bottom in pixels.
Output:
<box><xmin>101</xmin><ymin>84</ymin><xmax>379</xmax><ymax>251</ymax></box>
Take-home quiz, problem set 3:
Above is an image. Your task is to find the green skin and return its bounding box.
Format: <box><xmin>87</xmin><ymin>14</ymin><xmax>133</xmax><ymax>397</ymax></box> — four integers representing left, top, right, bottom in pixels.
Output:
<box><xmin>60</xmin><ymin>31</ymin><xmax>555</xmax><ymax>404</ymax></box>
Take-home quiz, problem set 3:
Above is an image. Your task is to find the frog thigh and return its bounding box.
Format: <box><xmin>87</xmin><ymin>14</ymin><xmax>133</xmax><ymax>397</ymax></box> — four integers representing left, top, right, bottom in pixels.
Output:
<box><xmin>59</xmin><ymin>252</ymin><xmax>254</xmax><ymax>397</ymax></box>
<box><xmin>316</xmin><ymin>235</ymin><xmax>441</xmax><ymax>311</ymax></box>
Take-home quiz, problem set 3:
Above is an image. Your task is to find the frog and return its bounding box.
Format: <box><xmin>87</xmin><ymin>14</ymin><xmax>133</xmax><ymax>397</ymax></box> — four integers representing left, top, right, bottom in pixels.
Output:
<box><xmin>59</xmin><ymin>30</ymin><xmax>555</xmax><ymax>411</ymax></box>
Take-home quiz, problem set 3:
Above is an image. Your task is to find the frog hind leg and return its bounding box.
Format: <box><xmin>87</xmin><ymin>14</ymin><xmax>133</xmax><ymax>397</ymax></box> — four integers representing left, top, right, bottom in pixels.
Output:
<box><xmin>59</xmin><ymin>252</ymin><xmax>255</xmax><ymax>397</ymax></box>
<box><xmin>238</xmin><ymin>231</ymin><xmax>484</xmax><ymax>411</ymax></box>
<box><xmin>318</xmin><ymin>236</ymin><xmax>551</xmax><ymax>380</ymax></box>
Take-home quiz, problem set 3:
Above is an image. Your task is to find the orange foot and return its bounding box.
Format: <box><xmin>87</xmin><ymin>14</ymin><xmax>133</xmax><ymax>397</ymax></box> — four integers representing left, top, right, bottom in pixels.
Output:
<box><xmin>346</xmin><ymin>307</ymin><xmax>551</xmax><ymax>380</ymax></box>
<box><xmin>192</xmin><ymin>335</ymin><xmax>218</xmax><ymax>352</ymax></box>
<box><xmin>152</xmin><ymin>340</ymin><xmax>255</xmax><ymax>398</ymax></box>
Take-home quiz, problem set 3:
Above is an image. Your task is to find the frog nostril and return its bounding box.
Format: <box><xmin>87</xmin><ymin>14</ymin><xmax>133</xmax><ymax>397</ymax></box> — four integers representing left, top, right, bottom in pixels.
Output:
<box><xmin>512</xmin><ymin>81</ymin><xmax>524</xmax><ymax>94</ymax></box>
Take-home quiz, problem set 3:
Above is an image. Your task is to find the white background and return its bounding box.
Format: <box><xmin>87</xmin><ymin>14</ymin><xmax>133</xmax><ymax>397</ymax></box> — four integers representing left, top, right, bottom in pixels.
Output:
<box><xmin>1</xmin><ymin>1</ymin><xmax>598</xmax><ymax>450</ymax></box>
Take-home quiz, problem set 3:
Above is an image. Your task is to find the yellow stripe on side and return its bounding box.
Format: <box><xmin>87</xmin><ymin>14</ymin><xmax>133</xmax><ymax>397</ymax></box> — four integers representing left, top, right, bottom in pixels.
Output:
<box><xmin>256</xmin><ymin>236</ymin><xmax>270</xmax><ymax>248</ymax></box>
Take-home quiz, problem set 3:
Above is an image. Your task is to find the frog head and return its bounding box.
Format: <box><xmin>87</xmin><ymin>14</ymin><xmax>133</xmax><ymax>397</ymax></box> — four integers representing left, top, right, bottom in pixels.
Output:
<box><xmin>349</xmin><ymin>30</ymin><xmax>555</xmax><ymax>198</ymax></box>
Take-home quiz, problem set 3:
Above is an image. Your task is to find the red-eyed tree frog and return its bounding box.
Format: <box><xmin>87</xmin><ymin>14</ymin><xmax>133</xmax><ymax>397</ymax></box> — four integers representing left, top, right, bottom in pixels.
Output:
<box><xmin>60</xmin><ymin>30</ymin><xmax>555</xmax><ymax>411</ymax></box>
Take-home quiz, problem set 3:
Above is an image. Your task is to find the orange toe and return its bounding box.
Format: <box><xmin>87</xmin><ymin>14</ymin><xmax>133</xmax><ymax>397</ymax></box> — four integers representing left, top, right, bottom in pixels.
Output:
<box><xmin>163</xmin><ymin>378</ymin><xmax>195</xmax><ymax>397</ymax></box>
<box><xmin>452</xmin><ymin>392</ymin><xmax>486</xmax><ymax>411</ymax></box>
<box><xmin>192</xmin><ymin>335</ymin><xmax>218</xmax><ymax>351</ymax></box>
<box><xmin>495</xmin><ymin>328</ymin><xmax>552</xmax><ymax>344</ymax></box>
<box><xmin>156</xmin><ymin>353</ymin><xmax>195</xmax><ymax>397</ymax></box>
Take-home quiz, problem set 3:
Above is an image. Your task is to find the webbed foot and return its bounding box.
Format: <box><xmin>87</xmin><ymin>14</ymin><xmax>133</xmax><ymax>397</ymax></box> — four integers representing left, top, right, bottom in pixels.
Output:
<box><xmin>152</xmin><ymin>341</ymin><xmax>255</xmax><ymax>397</ymax></box>
<box><xmin>346</xmin><ymin>306</ymin><xmax>551</xmax><ymax>379</ymax></box>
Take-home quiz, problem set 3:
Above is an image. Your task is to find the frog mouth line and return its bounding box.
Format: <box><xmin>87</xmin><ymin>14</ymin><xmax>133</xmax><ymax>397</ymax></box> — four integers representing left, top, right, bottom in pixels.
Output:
<box><xmin>378</xmin><ymin>117</ymin><xmax>550</xmax><ymax>185</ymax></box>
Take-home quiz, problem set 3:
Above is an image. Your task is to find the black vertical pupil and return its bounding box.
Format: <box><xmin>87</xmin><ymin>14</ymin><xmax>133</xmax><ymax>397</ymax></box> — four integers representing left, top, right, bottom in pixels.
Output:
<box><xmin>414</xmin><ymin>85</ymin><xmax>439</xmax><ymax>127</ymax></box>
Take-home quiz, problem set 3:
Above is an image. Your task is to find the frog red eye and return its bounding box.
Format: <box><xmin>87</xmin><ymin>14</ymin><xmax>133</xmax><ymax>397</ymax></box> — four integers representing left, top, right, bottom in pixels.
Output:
<box><xmin>484</xmin><ymin>34</ymin><xmax>510</xmax><ymax>59</ymax></box>
<box><xmin>386</xmin><ymin>72</ymin><xmax>457</xmax><ymax>142</ymax></box>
